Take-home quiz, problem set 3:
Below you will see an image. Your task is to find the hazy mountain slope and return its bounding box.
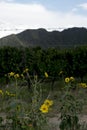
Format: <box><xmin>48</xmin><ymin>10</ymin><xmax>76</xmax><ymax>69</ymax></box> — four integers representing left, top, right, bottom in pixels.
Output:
<box><xmin>0</xmin><ymin>34</ymin><xmax>24</xmax><ymax>47</ymax></box>
<box><xmin>0</xmin><ymin>27</ymin><xmax>87</xmax><ymax>48</ymax></box>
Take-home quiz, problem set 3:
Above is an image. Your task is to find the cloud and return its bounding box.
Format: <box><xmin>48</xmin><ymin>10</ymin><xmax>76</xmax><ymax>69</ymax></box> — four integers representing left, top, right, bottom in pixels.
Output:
<box><xmin>78</xmin><ymin>3</ymin><xmax>87</xmax><ymax>10</ymax></box>
<box><xmin>0</xmin><ymin>0</ymin><xmax>13</xmax><ymax>2</ymax></box>
<box><xmin>0</xmin><ymin>3</ymin><xmax>53</xmax><ymax>26</ymax></box>
<box><xmin>0</xmin><ymin>2</ymin><xmax>87</xmax><ymax>38</ymax></box>
<box><xmin>71</xmin><ymin>8</ymin><xmax>78</xmax><ymax>13</ymax></box>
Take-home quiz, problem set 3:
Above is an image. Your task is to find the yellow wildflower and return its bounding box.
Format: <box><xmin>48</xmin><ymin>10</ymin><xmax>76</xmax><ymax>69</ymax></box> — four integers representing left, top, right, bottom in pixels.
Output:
<box><xmin>9</xmin><ymin>72</ymin><xmax>15</xmax><ymax>77</ymax></box>
<box><xmin>5</xmin><ymin>91</ymin><xmax>10</xmax><ymax>96</ymax></box>
<box><xmin>65</xmin><ymin>77</ymin><xmax>70</xmax><ymax>83</ymax></box>
<box><xmin>14</xmin><ymin>74</ymin><xmax>20</xmax><ymax>78</ymax></box>
<box><xmin>44</xmin><ymin>72</ymin><xmax>48</xmax><ymax>78</ymax></box>
<box><xmin>40</xmin><ymin>104</ymin><xmax>49</xmax><ymax>113</ymax></box>
<box><xmin>10</xmin><ymin>93</ymin><xmax>16</xmax><ymax>97</ymax></box>
<box><xmin>21</xmin><ymin>74</ymin><xmax>24</xmax><ymax>78</ymax></box>
<box><xmin>0</xmin><ymin>90</ymin><xmax>3</xmax><ymax>95</ymax></box>
<box><xmin>44</xmin><ymin>99</ymin><xmax>53</xmax><ymax>107</ymax></box>
<box><xmin>23</xmin><ymin>68</ymin><xmax>29</xmax><ymax>73</ymax></box>
<box><xmin>70</xmin><ymin>76</ymin><xmax>75</xmax><ymax>82</ymax></box>
<box><xmin>79</xmin><ymin>83</ymin><xmax>87</xmax><ymax>88</ymax></box>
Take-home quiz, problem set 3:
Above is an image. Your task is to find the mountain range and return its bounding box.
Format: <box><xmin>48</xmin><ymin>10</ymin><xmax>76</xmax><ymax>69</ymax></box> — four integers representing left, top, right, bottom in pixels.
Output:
<box><xmin>0</xmin><ymin>27</ymin><xmax>87</xmax><ymax>48</ymax></box>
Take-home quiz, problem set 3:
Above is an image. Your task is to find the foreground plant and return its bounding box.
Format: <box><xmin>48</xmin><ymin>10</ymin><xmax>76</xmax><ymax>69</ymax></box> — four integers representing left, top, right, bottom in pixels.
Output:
<box><xmin>59</xmin><ymin>77</ymin><xmax>82</xmax><ymax>130</ymax></box>
<box><xmin>0</xmin><ymin>69</ymin><xmax>53</xmax><ymax>130</ymax></box>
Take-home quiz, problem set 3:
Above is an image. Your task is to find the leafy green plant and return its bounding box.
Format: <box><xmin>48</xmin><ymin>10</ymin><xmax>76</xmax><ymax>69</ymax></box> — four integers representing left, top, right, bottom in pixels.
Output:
<box><xmin>59</xmin><ymin>77</ymin><xmax>82</xmax><ymax>130</ymax></box>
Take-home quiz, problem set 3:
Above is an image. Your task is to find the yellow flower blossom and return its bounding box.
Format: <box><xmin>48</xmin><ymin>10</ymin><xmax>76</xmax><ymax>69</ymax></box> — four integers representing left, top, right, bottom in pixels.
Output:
<box><xmin>40</xmin><ymin>104</ymin><xmax>49</xmax><ymax>113</ymax></box>
<box><xmin>5</xmin><ymin>91</ymin><xmax>10</xmax><ymax>96</ymax></box>
<box><xmin>21</xmin><ymin>74</ymin><xmax>24</xmax><ymax>78</ymax></box>
<box><xmin>5</xmin><ymin>91</ymin><xmax>15</xmax><ymax>96</ymax></box>
<box><xmin>79</xmin><ymin>83</ymin><xmax>87</xmax><ymax>88</ymax></box>
<box><xmin>10</xmin><ymin>93</ymin><xmax>16</xmax><ymax>97</ymax></box>
<box><xmin>14</xmin><ymin>74</ymin><xmax>20</xmax><ymax>78</ymax></box>
<box><xmin>44</xmin><ymin>99</ymin><xmax>53</xmax><ymax>107</ymax></box>
<box><xmin>9</xmin><ymin>72</ymin><xmax>15</xmax><ymax>77</ymax></box>
<box><xmin>0</xmin><ymin>90</ymin><xmax>3</xmax><ymax>95</ymax></box>
<box><xmin>23</xmin><ymin>68</ymin><xmax>29</xmax><ymax>73</ymax></box>
<box><xmin>44</xmin><ymin>72</ymin><xmax>48</xmax><ymax>78</ymax></box>
<box><xmin>65</xmin><ymin>77</ymin><xmax>70</xmax><ymax>83</ymax></box>
<box><xmin>70</xmin><ymin>76</ymin><xmax>75</xmax><ymax>82</ymax></box>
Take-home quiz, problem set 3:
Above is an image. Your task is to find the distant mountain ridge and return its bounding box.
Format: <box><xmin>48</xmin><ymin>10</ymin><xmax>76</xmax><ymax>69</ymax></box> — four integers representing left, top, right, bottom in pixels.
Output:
<box><xmin>0</xmin><ymin>27</ymin><xmax>87</xmax><ymax>48</ymax></box>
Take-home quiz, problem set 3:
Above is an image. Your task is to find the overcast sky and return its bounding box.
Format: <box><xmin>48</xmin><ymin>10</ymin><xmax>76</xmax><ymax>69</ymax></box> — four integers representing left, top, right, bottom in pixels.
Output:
<box><xmin>0</xmin><ymin>0</ymin><xmax>87</xmax><ymax>38</ymax></box>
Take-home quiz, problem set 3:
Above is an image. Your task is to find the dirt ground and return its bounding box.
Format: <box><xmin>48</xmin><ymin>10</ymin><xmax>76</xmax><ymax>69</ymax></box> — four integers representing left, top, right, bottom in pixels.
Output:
<box><xmin>49</xmin><ymin>114</ymin><xmax>87</xmax><ymax>130</ymax></box>
<box><xmin>0</xmin><ymin>113</ymin><xmax>87</xmax><ymax>130</ymax></box>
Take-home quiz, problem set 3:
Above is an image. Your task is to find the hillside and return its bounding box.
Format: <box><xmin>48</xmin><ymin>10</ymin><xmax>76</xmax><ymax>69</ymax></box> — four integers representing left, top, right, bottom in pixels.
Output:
<box><xmin>0</xmin><ymin>27</ymin><xmax>87</xmax><ymax>48</ymax></box>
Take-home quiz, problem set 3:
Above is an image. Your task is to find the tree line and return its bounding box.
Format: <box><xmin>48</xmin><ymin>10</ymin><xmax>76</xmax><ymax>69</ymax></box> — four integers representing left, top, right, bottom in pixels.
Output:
<box><xmin>0</xmin><ymin>46</ymin><xmax>87</xmax><ymax>82</ymax></box>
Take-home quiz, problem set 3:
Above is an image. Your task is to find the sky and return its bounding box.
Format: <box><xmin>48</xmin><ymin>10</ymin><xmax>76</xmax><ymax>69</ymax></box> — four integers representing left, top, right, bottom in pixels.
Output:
<box><xmin>0</xmin><ymin>0</ymin><xmax>87</xmax><ymax>38</ymax></box>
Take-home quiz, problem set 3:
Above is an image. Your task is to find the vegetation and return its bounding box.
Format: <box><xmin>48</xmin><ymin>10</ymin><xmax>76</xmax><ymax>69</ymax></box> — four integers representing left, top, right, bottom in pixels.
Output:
<box><xmin>0</xmin><ymin>46</ymin><xmax>87</xmax><ymax>86</ymax></box>
<box><xmin>0</xmin><ymin>30</ymin><xmax>87</xmax><ymax>129</ymax></box>
<box><xmin>0</xmin><ymin>70</ymin><xmax>87</xmax><ymax>130</ymax></box>
<box><xmin>0</xmin><ymin>69</ymin><xmax>54</xmax><ymax>130</ymax></box>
